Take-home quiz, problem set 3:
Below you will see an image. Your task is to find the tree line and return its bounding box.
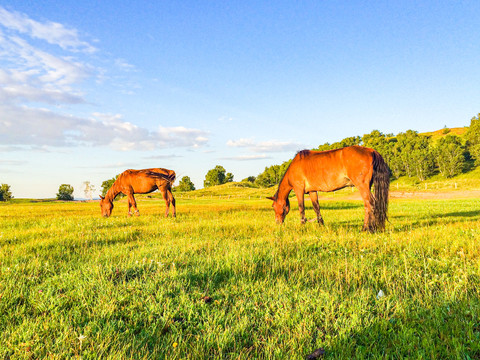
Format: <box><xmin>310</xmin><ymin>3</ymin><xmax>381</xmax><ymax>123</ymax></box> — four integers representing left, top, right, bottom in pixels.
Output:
<box><xmin>227</xmin><ymin>114</ymin><xmax>480</xmax><ymax>188</ymax></box>
<box><xmin>113</xmin><ymin>113</ymin><xmax>480</xmax><ymax>192</ymax></box>
<box><xmin>2</xmin><ymin>115</ymin><xmax>480</xmax><ymax>199</ymax></box>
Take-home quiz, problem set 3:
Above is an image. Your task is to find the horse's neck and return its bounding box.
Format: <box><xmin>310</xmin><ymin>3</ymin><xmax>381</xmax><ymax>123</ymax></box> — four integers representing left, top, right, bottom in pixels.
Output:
<box><xmin>106</xmin><ymin>182</ymin><xmax>121</xmax><ymax>202</ymax></box>
<box><xmin>276</xmin><ymin>174</ymin><xmax>292</xmax><ymax>200</ymax></box>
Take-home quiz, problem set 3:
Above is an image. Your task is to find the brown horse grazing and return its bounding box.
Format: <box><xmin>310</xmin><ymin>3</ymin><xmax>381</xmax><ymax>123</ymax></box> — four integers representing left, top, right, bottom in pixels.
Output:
<box><xmin>99</xmin><ymin>168</ymin><xmax>176</xmax><ymax>218</ymax></box>
<box><xmin>267</xmin><ymin>146</ymin><xmax>390</xmax><ymax>232</ymax></box>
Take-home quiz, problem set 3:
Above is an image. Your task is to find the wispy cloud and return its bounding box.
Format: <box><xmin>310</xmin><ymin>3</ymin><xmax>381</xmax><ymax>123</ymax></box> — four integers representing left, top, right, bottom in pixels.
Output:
<box><xmin>0</xmin><ymin>6</ymin><xmax>93</xmax><ymax>113</ymax></box>
<box><xmin>0</xmin><ymin>107</ymin><xmax>208</xmax><ymax>150</ymax></box>
<box><xmin>220</xmin><ymin>154</ymin><xmax>272</xmax><ymax>161</ymax></box>
<box><xmin>0</xmin><ymin>6</ymin><xmax>209</xmax><ymax>151</ymax></box>
<box><xmin>218</xmin><ymin>116</ymin><xmax>234</xmax><ymax>122</ymax></box>
<box><xmin>227</xmin><ymin>138</ymin><xmax>302</xmax><ymax>153</ymax></box>
<box><xmin>0</xmin><ymin>159</ymin><xmax>27</xmax><ymax>166</ymax></box>
<box><xmin>0</xmin><ymin>6</ymin><xmax>96</xmax><ymax>53</ymax></box>
<box><xmin>143</xmin><ymin>154</ymin><xmax>184</xmax><ymax>159</ymax></box>
<box><xmin>114</xmin><ymin>58</ymin><xmax>135</xmax><ymax>72</ymax></box>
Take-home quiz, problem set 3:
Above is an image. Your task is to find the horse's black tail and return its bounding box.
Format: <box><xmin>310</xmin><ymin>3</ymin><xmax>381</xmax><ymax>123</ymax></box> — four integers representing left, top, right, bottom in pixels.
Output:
<box><xmin>371</xmin><ymin>151</ymin><xmax>390</xmax><ymax>232</ymax></box>
<box><xmin>146</xmin><ymin>171</ymin><xmax>176</xmax><ymax>184</ymax></box>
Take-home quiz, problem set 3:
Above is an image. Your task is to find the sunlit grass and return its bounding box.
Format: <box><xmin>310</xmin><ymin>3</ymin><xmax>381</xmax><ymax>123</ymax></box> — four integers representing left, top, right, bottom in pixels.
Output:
<box><xmin>0</xmin><ymin>196</ymin><xmax>479</xmax><ymax>359</ymax></box>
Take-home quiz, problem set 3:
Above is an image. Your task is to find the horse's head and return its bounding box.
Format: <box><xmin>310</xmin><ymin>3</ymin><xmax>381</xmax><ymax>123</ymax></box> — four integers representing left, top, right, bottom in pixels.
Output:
<box><xmin>267</xmin><ymin>195</ymin><xmax>290</xmax><ymax>224</ymax></box>
<box><xmin>99</xmin><ymin>195</ymin><xmax>114</xmax><ymax>217</ymax></box>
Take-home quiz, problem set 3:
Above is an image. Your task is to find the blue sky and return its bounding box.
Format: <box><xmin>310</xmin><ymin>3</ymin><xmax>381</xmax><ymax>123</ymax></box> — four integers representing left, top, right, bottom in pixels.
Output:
<box><xmin>1</xmin><ymin>1</ymin><xmax>479</xmax><ymax>198</ymax></box>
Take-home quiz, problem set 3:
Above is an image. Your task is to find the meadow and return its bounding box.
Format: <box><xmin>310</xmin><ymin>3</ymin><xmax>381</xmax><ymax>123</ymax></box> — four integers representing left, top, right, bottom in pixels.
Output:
<box><xmin>0</xmin><ymin>187</ymin><xmax>479</xmax><ymax>359</ymax></box>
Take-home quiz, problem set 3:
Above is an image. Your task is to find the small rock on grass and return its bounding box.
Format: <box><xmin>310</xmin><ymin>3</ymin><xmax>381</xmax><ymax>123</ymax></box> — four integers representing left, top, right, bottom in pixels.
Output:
<box><xmin>306</xmin><ymin>348</ymin><xmax>325</xmax><ymax>359</ymax></box>
<box><xmin>202</xmin><ymin>296</ymin><xmax>213</xmax><ymax>304</ymax></box>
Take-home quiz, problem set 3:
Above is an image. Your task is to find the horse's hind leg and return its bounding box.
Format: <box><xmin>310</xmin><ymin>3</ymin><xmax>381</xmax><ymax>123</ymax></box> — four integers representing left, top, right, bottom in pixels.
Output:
<box><xmin>169</xmin><ymin>189</ymin><xmax>176</xmax><ymax>217</ymax></box>
<box><xmin>161</xmin><ymin>188</ymin><xmax>175</xmax><ymax>217</ymax></box>
<box><xmin>309</xmin><ymin>192</ymin><xmax>324</xmax><ymax>225</ymax></box>
<box><xmin>355</xmin><ymin>183</ymin><xmax>374</xmax><ymax>232</ymax></box>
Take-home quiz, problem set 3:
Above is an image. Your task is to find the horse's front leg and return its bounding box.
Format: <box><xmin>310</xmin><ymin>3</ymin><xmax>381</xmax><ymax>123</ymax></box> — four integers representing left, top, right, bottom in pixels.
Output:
<box><xmin>295</xmin><ymin>190</ymin><xmax>306</xmax><ymax>224</ymax></box>
<box><xmin>127</xmin><ymin>193</ymin><xmax>139</xmax><ymax>216</ymax></box>
<box><xmin>309</xmin><ymin>191</ymin><xmax>324</xmax><ymax>225</ymax></box>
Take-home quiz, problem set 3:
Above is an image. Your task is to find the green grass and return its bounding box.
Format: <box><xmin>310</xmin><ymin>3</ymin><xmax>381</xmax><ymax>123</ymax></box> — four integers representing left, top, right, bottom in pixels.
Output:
<box><xmin>1</xmin><ymin>193</ymin><xmax>480</xmax><ymax>359</ymax></box>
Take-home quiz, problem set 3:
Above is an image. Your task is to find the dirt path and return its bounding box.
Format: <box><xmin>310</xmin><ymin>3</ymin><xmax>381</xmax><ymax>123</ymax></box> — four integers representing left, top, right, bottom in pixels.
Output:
<box><xmin>322</xmin><ymin>190</ymin><xmax>480</xmax><ymax>201</ymax></box>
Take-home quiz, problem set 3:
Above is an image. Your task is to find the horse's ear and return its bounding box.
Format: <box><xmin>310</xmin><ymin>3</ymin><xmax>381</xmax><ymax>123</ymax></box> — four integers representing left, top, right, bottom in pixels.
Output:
<box><xmin>99</xmin><ymin>195</ymin><xmax>104</xmax><ymax>200</ymax></box>
<box><xmin>266</xmin><ymin>196</ymin><xmax>275</xmax><ymax>201</ymax></box>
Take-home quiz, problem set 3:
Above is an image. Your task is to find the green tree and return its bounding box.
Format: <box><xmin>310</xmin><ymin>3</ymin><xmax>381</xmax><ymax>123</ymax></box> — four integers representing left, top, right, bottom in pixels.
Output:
<box><xmin>0</xmin><ymin>184</ymin><xmax>13</xmax><ymax>201</ymax></box>
<box><xmin>101</xmin><ymin>175</ymin><xmax>118</xmax><ymax>197</ymax></box>
<box><xmin>242</xmin><ymin>176</ymin><xmax>256</xmax><ymax>183</ymax></box>
<box><xmin>435</xmin><ymin>135</ymin><xmax>466</xmax><ymax>177</ymax></box>
<box><xmin>465</xmin><ymin>113</ymin><xmax>480</xmax><ymax>166</ymax></box>
<box><xmin>176</xmin><ymin>176</ymin><xmax>196</xmax><ymax>191</ymax></box>
<box><xmin>387</xmin><ymin>138</ymin><xmax>404</xmax><ymax>179</ymax></box>
<box><xmin>56</xmin><ymin>184</ymin><xmax>74</xmax><ymax>201</ymax></box>
<box><xmin>362</xmin><ymin>130</ymin><xmax>395</xmax><ymax>166</ymax></box>
<box><xmin>394</xmin><ymin>130</ymin><xmax>434</xmax><ymax>181</ymax></box>
<box><xmin>254</xmin><ymin>159</ymin><xmax>292</xmax><ymax>188</ymax></box>
<box><xmin>255</xmin><ymin>165</ymin><xmax>281</xmax><ymax>187</ymax></box>
<box><xmin>204</xmin><ymin>166</ymin><xmax>232</xmax><ymax>187</ymax></box>
<box><xmin>315</xmin><ymin>136</ymin><xmax>361</xmax><ymax>151</ymax></box>
<box><xmin>225</xmin><ymin>172</ymin><xmax>234</xmax><ymax>183</ymax></box>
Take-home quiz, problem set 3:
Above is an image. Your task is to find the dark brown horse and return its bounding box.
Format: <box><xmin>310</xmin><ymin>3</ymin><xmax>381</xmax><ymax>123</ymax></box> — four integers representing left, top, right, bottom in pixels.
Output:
<box><xmin>267</xmin><ymin>146</ymin><xmax>390</xmax><ymax>232</ymax></box>
<box><xmin>99</xmin><ymin>168</ymin><xmax>176</xmax><ymax>218</ymax></box>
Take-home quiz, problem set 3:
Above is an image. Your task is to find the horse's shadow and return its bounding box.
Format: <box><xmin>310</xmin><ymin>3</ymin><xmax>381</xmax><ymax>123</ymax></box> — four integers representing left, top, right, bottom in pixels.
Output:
<box><xmin>434</xmin><ymin>210</ymin><xmax>480</xmax><ymax>218</ymax></box>
<box><xmin>389</xmin><ymin>209</ymin><xmax>480</xmax><ymax>232</ymax></box>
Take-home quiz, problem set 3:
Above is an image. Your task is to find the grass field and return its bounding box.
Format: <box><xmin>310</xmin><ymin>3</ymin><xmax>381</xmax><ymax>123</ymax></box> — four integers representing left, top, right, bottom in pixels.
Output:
<box><xmin>1</xmin><ymin>190</ymin><xmax>480</xmax><ymax>359</ymax></box>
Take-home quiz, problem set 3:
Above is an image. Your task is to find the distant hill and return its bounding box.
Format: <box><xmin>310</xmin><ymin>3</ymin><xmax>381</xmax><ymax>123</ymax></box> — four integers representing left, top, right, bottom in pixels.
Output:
<box><xmin>420</xmin><ymin>127</ymin><xmax>467</xmax><ymax>141</ymax></box>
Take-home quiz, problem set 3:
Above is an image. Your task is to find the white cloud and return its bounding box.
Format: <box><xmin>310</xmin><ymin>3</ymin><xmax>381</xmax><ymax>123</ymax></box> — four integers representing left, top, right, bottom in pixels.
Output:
<box><xmin>220</xmin><ymin>154</ymin><xmax>271</xmax><ymax>161</ymax></box>
<box><xmin>0</xmin><ymin>6</ymin><xmax>96</xmax><ymax>53</ymax></box>
<box><xmin>144</xmin><ymin>154</ymin><xmax>184</xmax><ymax>159</ymax></box>
<box><xmin>0</xmin><ymin>159</ymin><xmax>27</xmax><ymax>166</ymax></box>
<box><xmin>218</xmin><ymin>116</ymin><xmax>234</xmax><ymax>122</ymax></box>
<box><xmin>0</xmin><ymin>106</ymin><xmax>208</xmax><ymax>150</ymax></box>
<box><xmin>114</xmin><ymin>58</ymin><xmax>136</xmax><ymax>72</ymax></box>
<box><xmin>0</xmin><ymin>9</ymin><xmax>92</xmax><ymax>108</ymax></box>
<box><xmin>227</xmin><ymin>138</ymin><xmax>302</xmax><ymax>153</ymax></box>
<box><xmin>0</xmin><ymin>7</ymin><xmax>209</xmax><ymax>152</ymax></box>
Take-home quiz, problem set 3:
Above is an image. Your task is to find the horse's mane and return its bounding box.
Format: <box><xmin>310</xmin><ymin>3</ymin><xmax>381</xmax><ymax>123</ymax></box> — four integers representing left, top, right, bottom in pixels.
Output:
<box><xmin>297</xmin><ymin>149</ymin><xmax>311</xmax><ymax>159</ymax></box>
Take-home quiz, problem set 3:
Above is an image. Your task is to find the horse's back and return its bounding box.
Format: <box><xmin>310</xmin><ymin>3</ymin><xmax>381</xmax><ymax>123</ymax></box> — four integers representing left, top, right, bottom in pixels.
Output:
<box><xmin>291</xmin><ymin>146</ymin><xmax>376</xmax><ymax>191</ymax></box>
<box><xmin>118</xmin><ymin>168</ymin><xmax>174</xmax><ymax>193</ymax></box>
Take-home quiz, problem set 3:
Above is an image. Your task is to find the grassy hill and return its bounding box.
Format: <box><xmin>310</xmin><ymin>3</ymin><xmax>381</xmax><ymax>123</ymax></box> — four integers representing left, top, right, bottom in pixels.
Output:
<box><xmin>420</xmin><ymin>126</ymin><xmax>467</xmax><ymax>141</ymax></box>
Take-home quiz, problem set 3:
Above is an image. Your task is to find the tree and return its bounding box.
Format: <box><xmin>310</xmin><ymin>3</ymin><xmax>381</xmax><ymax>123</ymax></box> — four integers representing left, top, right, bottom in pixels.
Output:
<box><xmin>465</xmin><ymin>113</ymin><xmax>480</xmax><ymax>166</ymax></box>
<box><xmin>57</xmin><ymin>184</ymin><xmax>74</xmax><ymax>201</ymax></box>
<box><xmin>394</xmin><ymin>131</ymin><xmax>434</xmax><ymax>181</ymax></box>
<box><xmin>254</xmin><ymin>159</ymin><xmax>291</xmax><ymax>188</ymax></box>
<box><xmin>176</xmin><ymin>176</ymin><xmax>196</xmax><ymax>191</ymax></box>
<box><xmin>83</xmin><ymin>181</ymin><xmax>96</xmax><ymax>200</ymax></box>
<box><xmin>0</xmin><ymin>184</ymin><xmax>13</xmax><ymax>201</ymax></box>
<box><xmin>315</xmin><ymin>136</ymin><xmax>361</xmax><ymax>151</ymax></box>
<box><xmin>242</xmin><ymin>176</ymin><xmax>256</xmax><ymax>183</ymax></box>
<box><xmin>435</xmin><ymin>135</ymin><xmax>466</xmax><ymax>177</ymax></box>
<box><xmin>204</xmin><ymin>166</ymin><xmax>233</xmax><ymax>187</ymax></box>
<box><xmin>101</xmin><ymin>175</ymin><xmax>118</xmax><ymax>197</ymax></box>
